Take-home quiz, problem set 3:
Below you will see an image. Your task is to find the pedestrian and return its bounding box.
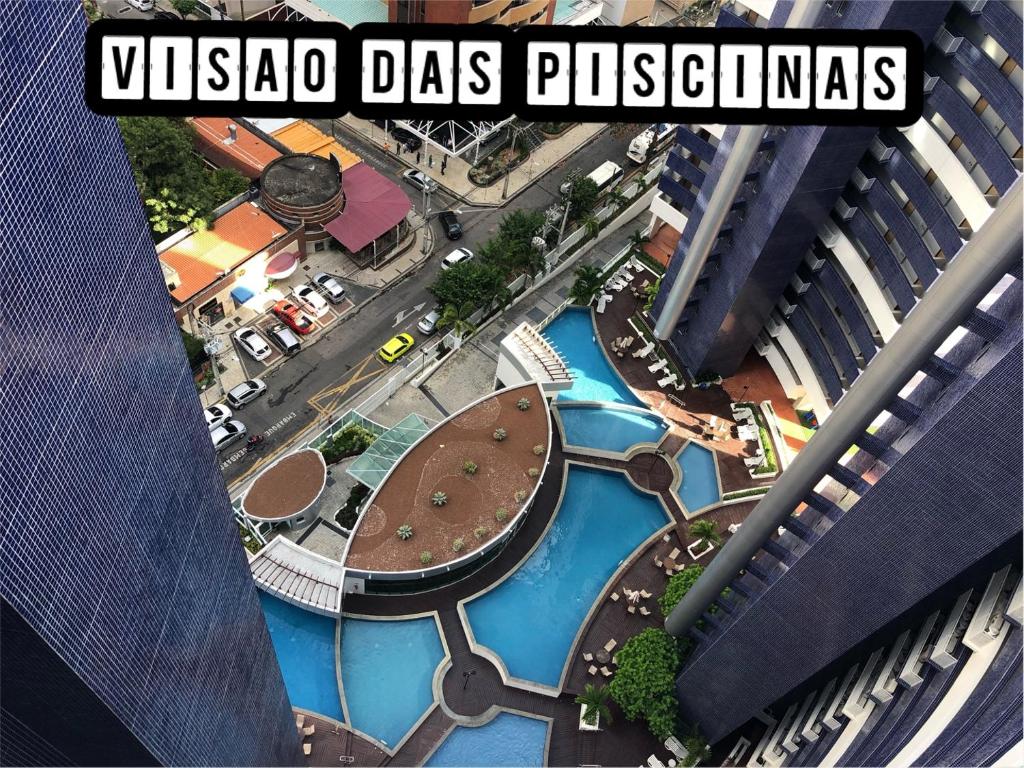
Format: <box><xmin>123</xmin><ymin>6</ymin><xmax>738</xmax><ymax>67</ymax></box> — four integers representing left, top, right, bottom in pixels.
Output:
<box><xmin>416</xmin><ymin>150</ymin><xmax>421</xmax><ymax>164</ymax></box>
<box><xmin>396</xmin><ymin>142</ymin><xmax>402</xmax><ymax>156</ymax></box>
<box><xmin>384</xmin><ymin>141</ymin><xmax>391</xmax><ymax>152</ymax></box>
<box><xmin>428</xmin><ymin>155</ymin><xmax>433</xmax><ymax>168</ymax></box>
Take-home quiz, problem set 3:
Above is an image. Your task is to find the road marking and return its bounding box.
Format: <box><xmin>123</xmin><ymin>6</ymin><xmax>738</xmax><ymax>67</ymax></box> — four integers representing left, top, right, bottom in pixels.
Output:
<box><xmin>219</xmin><ymin>411</ymin><xmax>297</xmax><ymax>472</ymax></box>
<box><xmin>393</xmin><ymin>302</ymin><xmax>426</xmax><ymax>327</ymax></box>
<box><xmin>307</xmin><ymin>353</ymin><xmax>387</xmax><ymax>417</ymax></box>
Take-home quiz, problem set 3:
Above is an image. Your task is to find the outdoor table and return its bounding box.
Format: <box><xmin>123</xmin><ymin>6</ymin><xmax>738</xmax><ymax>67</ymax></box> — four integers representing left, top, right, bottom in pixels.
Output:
<box><xmin>595</xmin><ymin>648</ymin><xmax>611</xmax><ymax>664</ymax></box>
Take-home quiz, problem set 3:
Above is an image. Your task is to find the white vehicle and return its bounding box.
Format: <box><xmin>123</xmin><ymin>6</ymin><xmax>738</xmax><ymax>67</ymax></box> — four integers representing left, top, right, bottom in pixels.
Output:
<box><xmin>626</xmin><ymin>123</ymin><xmax>677</xmax><ymax>164</ymax></box>
<box><xmin>293</xmin><ymin>284</ymin><xmax>330</xmax><ymax>318</ymax></box>
<box><xmin>233</xmin><ymin>327</ymin><xmax>272</xmax><ymax>361</ymax></box>
<box><xmin>441</xmin><ymin>248</ymin><xmax>475</xmax><ymax>271</ymax></box>
<box><xmin>211</xmin><ymin>419</ymin><xmax>247</xmax><ymax>452</ymax></box>
<box><xmin>560</xmin><ymin>160</ymin><xmax>624</xmax><ymax>198</ymax></box>
<box><xmin>418</xmin><ymin>308</ymin><xmax>441</xmax><ymax>335</ymax></box>
<box><xmin>313</xmin><ymin>272</ymin><xmax>346</xmax><ymax>304</ymax></box>
<box><xmin>127</xmin><ymin>0</ymin><xmax>155</xmax><ymax>10</ymax></box>
<box><xmin>402</xmin><ymin>169</ymin><xmax>438</xmax><ymax>193</ymax></box>
<box><xmin>203</xmin><ymin>404</ymin><xmax>232</xmax><ymax>431</ymax></box>
<box><xmin>226</xmin><ymin>378</ymin><xmax>267</xmax><ymax>408</ymax></box>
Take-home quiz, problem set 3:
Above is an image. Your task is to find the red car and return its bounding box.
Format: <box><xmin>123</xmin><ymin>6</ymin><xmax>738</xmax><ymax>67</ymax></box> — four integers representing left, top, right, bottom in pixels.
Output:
<box><xmin>272</xmin><ymin>300</ymin><xmax>315</xmax><ymax>335</ymax></box>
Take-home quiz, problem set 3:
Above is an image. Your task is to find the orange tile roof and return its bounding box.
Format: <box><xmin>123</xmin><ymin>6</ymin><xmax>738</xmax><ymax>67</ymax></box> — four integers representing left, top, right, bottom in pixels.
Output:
<box><xmin>159</xmin><ymin>202</ymin><xmax>288</xmax><ymax>304</ymax></box>
<box><xmin>190</xmin><ymin>117</ymin><xmax>281</xmax><ymax>178</ymax></box>
<box><xmin>270</xmin><ymin>121</ymin><xmax>363</xmax><ymax>170</ymax></box>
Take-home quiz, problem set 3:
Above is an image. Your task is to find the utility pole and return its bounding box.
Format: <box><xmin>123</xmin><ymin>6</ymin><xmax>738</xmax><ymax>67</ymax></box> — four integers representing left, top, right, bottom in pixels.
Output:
<box><xmin>557</xmin><ymin>179</ymin><xmax>574</xmax><ymax>246</ymax></box>
<box><xmin>502</xmin><ymin>124</ymin><xmax>526</xmax><ymax>200</ymax></box>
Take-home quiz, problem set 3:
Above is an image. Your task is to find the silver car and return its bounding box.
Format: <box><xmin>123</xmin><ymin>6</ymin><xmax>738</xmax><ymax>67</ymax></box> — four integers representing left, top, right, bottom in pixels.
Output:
<box><xmin>441</xmin><ymin>248</ymin><xmax>474</xmax><ymax>271</ymax></box>
<box><xmin>226</xmin><ymin>378</ymin><xmax>267</xmax><ymax>408</ymax></box>
<box><xmin>418</xmin><ymin>309</ymin><xmax>441</xmax><ymax>335</ymax></box>
<box><xmin>203</xmin><ymin>403</ymin><xmax>232</xmax><ymax>431</ymax></box>
<box><xmin>313</xmin><ymin>272</ymin><xmax>346</xmax><ymax>303</ymax></box>
<box><xmin>211</xmin><ymin>419</ymin><xmax>247</xmax><ymax>452</ymax></box>
<box><xmin>402</xmin><ymin>169</ymin><xmax>438</xmax><ymax>193</ymax></box>
<box><xmin>233</xmin><ymin>327</ymin><xmax>272</xmax><ymax>361</ymax></box>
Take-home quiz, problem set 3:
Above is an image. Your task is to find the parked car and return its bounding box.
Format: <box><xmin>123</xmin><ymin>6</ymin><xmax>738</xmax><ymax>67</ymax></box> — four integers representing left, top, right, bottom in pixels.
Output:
<box><xmin>127</xmin><ymin>0</ymin><xmax>154</xmax><ymax>10</ymax></box>
<box><xmin>441</xmin><ymin>247</ymin><xmax>474</xmax><ymax>271</ymax></box>
<box><xmin>273</xmin><ymin>300</ymin><xmax>315</xmax><ymax>335</ymax></box>
<box><xmin>226</xmin><ymin>379</ymin><xmax>267</xmax><ymax>408</ymax></box>
<box><xmin>267</xmin><ymin>323</ymin><xmax>301</xmax><ymax>355</ymax></box>
<box><xmin>313</xmin><ymin>272</ymin><xmax>346</xmax><ymax>304</ymax></box>
<box><xmin>293</xmin><ymin>284</ymin><xmax>330</xmax><ymax>318</ymax></box>
<box><xmin>389</xmin><ymin>126</ymin><xmax>422</xmax><ymax>151</ymax></box>
<box><xmin>438</xmin><ymin>210</ymin><xmax>463</xmax><ymax>240</ymax></box>
<box><xmin>402</xmin><ymin>169</ymin><xmax>438</xmax><ymax>193</ymax></box>
<box><xmin>378</xmin><ymin>333</ymin><xmax>415</xmax><ymax>363</ymax></box>
<box><xmin>418</xmin><ymin>308</ymin><xmax>441</xmax><ymax>335</ymax></box>
<box><xmin>203</xmin><ymin>404</ymin><xmax>232</xmax><ymax>431</ymax></box>
<box><xmin>233</xmin><ymin>327</ymin><xmax>272</xmax><ymax>361</ymax></box>
<box><xmin>211</xmin><ymin>419</ymin><xmax>247</xmax><ymax>452</ymax></box>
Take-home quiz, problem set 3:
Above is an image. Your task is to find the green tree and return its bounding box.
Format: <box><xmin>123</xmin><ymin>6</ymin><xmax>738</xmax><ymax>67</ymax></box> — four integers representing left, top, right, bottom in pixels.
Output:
<box><xmin>436</xmin><ymin>301</ymin><xmax>478</xmax><ymax>339</ymax></box>
<box><xmin>582</xmin><ymin>213</ymin><xmax>601</xmax><ymax>239</ymax></box>
<box><xmin>145</xmin><ymin>188</ymin><xmax>207</xmax><ymax>235</ymax></box>
<box><xmin>689</xmin><ymin>519</ymin><xmax>722</xmax><ymax>550</ymax></box>
<box><xmin>681</xmin><ymin>727</ymin><xmax>712</xmax><ymax>767</ymax></box>
<box><xmin>607</xmin><ymin>186</ymin><xmax>628</xmax><ymax>210</ymax></box>
<box><xmin>608</xmin><ymin>628</ymin><xmax>681</xmax><ymax>740</ymax></box>
<box><xmin>170</xmin><ymin>0</ymin><xmax>199</xmax><ymax>17</ymax></box>
<box><xmin>575</xmin><ymin>683</ymin><xmax>613</xmax><ymax>727</ymax></box>
<box><xmin>569</xmin><ymin>177</ymin><xmax>600</xmax><ymax>219</ymax></box>
<box><xmin>629</xmin><ymin>228</ymin><xmax>650</xmax><ymax>256</ymax></box>
<box><xmin>482</xmin><ymin>209</ymin><xmax>546</xmax><ymax>278</ymax></box>
<box><xmin>659</xmin><ymin>565</ymin><xmax>704</xmax><ymax>616</ymax></box>
<box><xmin>429</xmin><ymin>261</ymin><xmax>506</xmax><ymax>311</ymax></box>
<box><xmin>569</xmin><ymin>264</ymin><xmax>604</xmax><ymax>306</ymax></box>
<box><xmin>644</xmin><ymin>276</ymin><xmax>662</xmax><ymax>312</ymax></box>
<box><xmin>179</xmin><ymin>329</ymin><xmax>208</xmax><ymax>371</ymax></box>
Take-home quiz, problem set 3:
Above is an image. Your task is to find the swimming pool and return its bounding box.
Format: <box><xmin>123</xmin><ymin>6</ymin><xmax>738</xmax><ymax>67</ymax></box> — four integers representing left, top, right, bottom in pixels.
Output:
<box><xmin>542</xmin><ymin>308</ymin><xmax>643</xmax><ymax>406</ymax></box>
<box><xmin>676</xmin><ymin>442</ymin><xmax>721</xmax><ymax>512</ymax></box>
<box><xmin>463</xmin><ymin>464</ymin><xmax>669</xmax><ymax>688</ymax></box>
<box><xmin>340</xmin><ymin>615</ymin><xmax>445</xmax><ymax>749</ymax></box>
<box><xmin>557</xmin><ymin>404</ymin><xmax>667</xmax><ymax>453</ymax></box>
<box><xmin>258</xmin><ymin>591</ymin><xmax>344</xmax><ymax>722</ymax></box>
<box><xmin>425</xmin><ymin>712</ymin><xmax>548</xmax><ymax>767</ymax></box>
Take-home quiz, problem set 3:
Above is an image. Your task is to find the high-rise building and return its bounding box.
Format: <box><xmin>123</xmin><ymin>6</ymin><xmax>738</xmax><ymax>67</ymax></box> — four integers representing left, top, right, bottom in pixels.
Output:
<box><xmin>651</xmin><ymin>0</ymin><xmax>1022</xmax><ymax>422</ymax></box>
<box><xmin>0</xmin><ymin>3</ymin><xmax>300</xmax><ymax>765</ymax></box>
<box><xmin>653</xmin><ymin>1</ymin><xmax>1024</xmax><ymax>763</ymax></box>
<box><xmin>389</xmin><ymin>0</ymin><xmax>555</xmax><ymax>25</ymax></box>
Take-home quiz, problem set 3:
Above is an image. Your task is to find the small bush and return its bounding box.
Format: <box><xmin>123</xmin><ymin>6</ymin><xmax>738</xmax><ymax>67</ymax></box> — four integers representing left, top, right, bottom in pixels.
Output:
<box><xmin>517</xmin><ymin>397</ymin><xmax>532</xmax><ymax>411</ymax></box>
<box><xmin>493</xmin><ymin>427</ymin><xmax>508</xmax><ymax>441</ymax></box>
<box><xmin>474</xmin><ymin>526</ymin><xmax>490</xmax><ymax>540</ymax></box>
<box><xmin>527</xmin><ymin>467</ymin><xmax>540</xmax><ymax>478</ymax></box>
<box><xmin>432</xmin><ymin>491</ymin><xmax>448</xmax><ymax>506</ymax></box>
<box><xmin>420</xmin><ymin>551</ymin><xmax>433</xmax><ymax>565</ymax></box>
<box><xmin>335</xmin><ymin>483</ymin><xmax>370</xmax><ymax>530</ymax></box>
<box><xmin>319</xmin><ymin>423</ymin><xmax>377</xmax><ymax>464</ymax></box>
<box><xmin>396</xmin><ymin>524</ymin><xmax>413</xmax><ymax>540</ymax></box>
<box><xmin>452</xmin><ymin>537</ymin><xmax>465</xmax><ymax>553</ymax></box>
<box><xmin>495</xmin><ymin>507</ymin><xmax>509</xmax><ymax>522</ymax></box>
<box><xmin>533</xmin><ymin>444</ymin><xmax>545</xmax><ymax>456</ymax></box>
<box><xmin>463</xmin><ymin>460</ymin><xmax>478</xmax><ymax>475</ymax></box>
<box><xmin>514</xmin><ymin>490</ymin><xmax>528</xmax><ymax>503</ymax></box>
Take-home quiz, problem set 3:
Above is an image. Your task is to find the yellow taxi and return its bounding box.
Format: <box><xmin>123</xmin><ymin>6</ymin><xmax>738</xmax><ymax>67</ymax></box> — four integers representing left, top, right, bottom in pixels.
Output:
<box><xmin>377</xmin><ymin>333</ymin><xmax>415</xmax><ymax>363</ymax></box>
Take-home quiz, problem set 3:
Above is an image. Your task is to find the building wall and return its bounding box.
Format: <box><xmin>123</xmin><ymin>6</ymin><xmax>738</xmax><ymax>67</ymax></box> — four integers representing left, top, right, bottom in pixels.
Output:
<box><xmin>0</xmin><ymin>3</ymin><xmax>300</xmax><ymax>764</ymax></box>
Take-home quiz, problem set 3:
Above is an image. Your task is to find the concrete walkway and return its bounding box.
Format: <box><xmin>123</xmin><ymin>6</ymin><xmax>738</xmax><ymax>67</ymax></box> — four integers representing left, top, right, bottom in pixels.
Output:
<box><xmin>339</xmin><ymin>117</ymin><xmax>608</xmax><ymax>205</ymax></box>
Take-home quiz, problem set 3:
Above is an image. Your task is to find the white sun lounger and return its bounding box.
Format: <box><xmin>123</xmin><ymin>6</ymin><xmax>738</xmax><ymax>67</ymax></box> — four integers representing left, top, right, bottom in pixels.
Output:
<box><xmin>658</xmin><ymin>373</ymin><xmax>678</xmax><ymax>388</ymax></box>
<box><xmin>633</xmin><ymin>341</ymin><xmax>655</xmax><ymax>358</ymax></box>
<box><xmin>596</xmin><ymin>295</ymin><xmax>609</xmax><ymax>314</ymax></box>
<box><xmin>649</xmin><ymin>359</ymin><xmax>669</xmax><ymax>373</ymax></box>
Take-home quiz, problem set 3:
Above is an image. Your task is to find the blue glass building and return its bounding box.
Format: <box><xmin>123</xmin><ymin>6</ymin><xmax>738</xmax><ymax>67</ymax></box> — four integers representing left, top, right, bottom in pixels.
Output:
<box><xmin>0</xmin><ymin>3</ymin><xmax>300</xmax><ymax>764</ymax></box>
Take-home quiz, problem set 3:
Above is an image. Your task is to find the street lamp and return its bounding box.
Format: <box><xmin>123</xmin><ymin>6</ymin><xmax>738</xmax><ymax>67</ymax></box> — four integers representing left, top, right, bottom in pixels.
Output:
<box><xmin>462</xmin><ymin>669</ymin><xmax>476</xmax><ymax>691</ymax></box>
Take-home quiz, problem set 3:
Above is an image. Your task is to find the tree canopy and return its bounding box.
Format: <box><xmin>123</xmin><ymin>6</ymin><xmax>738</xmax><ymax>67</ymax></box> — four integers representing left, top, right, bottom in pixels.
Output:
<box><xmin>480</xmin><ymin>209</ymin><xmax>546</xmax><ymax>278</ymax></box>
<box><xmin>429</xmin><ymin>261</ymin><xmax>506</xmax><ymax>311</ymax></box>
<box><xmin>568</xmin><ymin>177</ymin><xmax>600</xmax><ymax>219</ymax></box>
<box><xmin>607</xmin><ymin>628</ymin><xmax>682</xmax><ymax>740</ymax></box>
<box><xmin>659</xmin><ymin>565</ymin><xmax>704</xmax><ymax>616</ymax></box>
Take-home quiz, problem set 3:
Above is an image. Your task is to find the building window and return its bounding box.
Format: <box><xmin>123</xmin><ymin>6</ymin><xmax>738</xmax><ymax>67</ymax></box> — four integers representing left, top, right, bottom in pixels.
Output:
<box><xmin>902</xmin><ymin>200</ymin><xmax>916</xmax><ymax>216</ymax></box>
<box><xmin>947</xmin><ymin>135</ymin><xmax>963</xmax><ymax>152</ymax></box>
<box><xmin>884</xmin><ymin>229</ymin><xmax>895</xmax><ymax>245</ymax></box>
<box><xmin>1000</xmin><ymin>56</ymin><xmax>1019</xmax><ymax>76</ymax></box>
<box><xmin>973</xmin><ymin>96</ymin><xmax>989</xmax><ymax>116</ymax></box>
<box><xmin>924</xmin><ymin>169</ymin><xmax>938</xmax><ymax>186</ymax></box>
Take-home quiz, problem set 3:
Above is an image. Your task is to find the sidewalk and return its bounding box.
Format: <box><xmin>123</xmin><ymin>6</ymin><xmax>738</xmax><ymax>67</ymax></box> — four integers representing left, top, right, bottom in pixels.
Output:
<box><xmin>339</xmin><ymin>117</ymin><xmax>607</xmax><ymax>205</ymax></box>
<box><xmin>329</xmin><ymin>212</ymin><xmax>435</xmax><ymax>289</ymax></box>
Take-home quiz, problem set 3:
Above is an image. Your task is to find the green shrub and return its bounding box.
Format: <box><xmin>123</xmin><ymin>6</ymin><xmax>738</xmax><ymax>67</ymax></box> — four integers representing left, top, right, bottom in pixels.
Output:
<box><xmin>432</xmin><ymin>491</ymin><xmax>448</xmax><ymax>506</ymax></box>
<box><xmin>463</xmin><ymin>460</ymin><xmax>478</xmax><ymax>475</ymax></box>
<box><xmin>335</xmin><ymin>484</ymin><xmax>370</xmax><ymax>530</ymax></box>
<box><xmin>452</xmin><ymin>537</ymin><xmax>465</xmax><ymax>553</ymax></box>
<box><xmin>532</xmin><ymin>444</ymin><xmax>545</xmax><ymax>456</ymax></box>
<box><xmin>517</xmin><ymin>397</ymin><xmax>532</xmax><ymax>411</ymax></box>
<box><xmin>320</xmin><ymin>423</ymin><xmax>377</xmax><ymax>464</ymax></box>
<box><xmin>608</xmin><ymin>628</ymin><xmax>682</xmax><ymax>741</ymax></box>
<box><xmin>528</xmin><ymin>467</ymin><xmax>540</xmax><ymax>478</ymax></box>
<box><xmin>420</xmin><ymin>551</ymin><xmax>433</xmax><ymax>565</ymax></box>
<box><xmin>493</xmin><ymin>427</ymin><xmax>508</xmax><ymax>441</ymax></box>
<box><xmin>396</xmin><ymin>525</ymin><xmax>413</xmax><ymax>540</ymax></box>
<box><xmin>658</xmin><ymin>565</ymin><xmax>704</xmax><ymax>616</ymax></box>
<box><xmin>474</xmin><ymin>526</ymin><xmax>490</xmax><ymax>540</ymax></box>
<box><xmin>495</xmin><ymin>507</ymin><xmax>509</xmax><ymax>522</ymax></box>
<box><xmin>514</xmin><ymin>490</ymin><xmax>527</xmax><ymax>503</ymax></box>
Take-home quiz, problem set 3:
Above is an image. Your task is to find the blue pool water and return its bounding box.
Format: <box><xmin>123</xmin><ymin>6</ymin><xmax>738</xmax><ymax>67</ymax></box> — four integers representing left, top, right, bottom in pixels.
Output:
<box><xmin>676</xmin><ymin>442</ymin><xmax>721</xmax><ymax>511</ymax></box>
<box><xmin>426</xmin><ymin>712</ymin><xmax>548</xmax><ymax>767</ymax></box>
<box><xmin>557</xmin><ymin>405</ymin><xmax>667</xmax><ymax>453</ymax></box>
<box><xmin>543</xmin><ymin>308</ymin><xmax>643</xmax><ymax>406</ymax></box>
<box><xmin>464</xmin><ymin>465</ymin><xmax>669</xmax><ymax>687</ymax></box>
<box><xmin>340</xmin><ymin>616</ymin><xmax>445</xmax><ymax>749</ymax></box>
<box><xmin>258</xmin><ymin>591</ymin><xmax>344</xmax><ymax>722</ymax></box>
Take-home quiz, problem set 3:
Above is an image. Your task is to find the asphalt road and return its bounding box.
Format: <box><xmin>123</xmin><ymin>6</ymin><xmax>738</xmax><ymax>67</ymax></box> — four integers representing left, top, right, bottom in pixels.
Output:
<box><xmin>219</xmin><ymin>123</ymin><xmax>636</xmax><ymax>487</ymax></box>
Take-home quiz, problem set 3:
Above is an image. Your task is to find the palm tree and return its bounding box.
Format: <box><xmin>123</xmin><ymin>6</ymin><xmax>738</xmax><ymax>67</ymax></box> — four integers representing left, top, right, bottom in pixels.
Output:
<box><xmin>575</xmin><ymin>683</ymin><xmax>613</xmax><ymax>727</ymax></box>
<box><xmin>582</xmin><ymin>213</ymin><xmax>601</xmax><ymax>239</ymax></box>
<box><xmin>689</xmin><ymin>519</ymin><xmax>722</xmax><ymax>551</ymax></box>
<box><xmin>436</xmin><ymin>301</ymin><xmax>477</xmax><ymax>339</ymax></box>
<box><xmin>629</xmin><ymin>228</ymin><xmax>650</xmax><ymax>257</ymax></box>
<box><xmin>570</xmin><ymin>265</ymin><xmax>604</xmax><ymax>306</ymax></box>
<box><xmin>607</xmin><ymin>186</ymin><xmax>628</xmax><ymax>210</ymax></box>
<box><xmin>643</xmin><ymin>276</ymin><xmax>662</xmax><ymax>312</ymax></box>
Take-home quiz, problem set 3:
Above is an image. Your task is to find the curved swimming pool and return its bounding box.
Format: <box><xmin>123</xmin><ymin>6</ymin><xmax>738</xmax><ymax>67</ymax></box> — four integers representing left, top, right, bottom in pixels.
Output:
<box><xmin>676</xmin><ymin>442</ymin><xmax>721</xmax><ymax>512</ymax></box>
<box><xmin>542</xmin><ymin>308</ymin><xmax>642</xmax><ymax>406</ymax></box>
<box><xmin>463</xmin><ymin>464</ymin><xmax>669</xmax><ymax>688</ymax></box>
<box><xmin>425</xmin><ymin>712</ymin><xmax>548</xmax><ymax>767</ymax></box>
<box><xmin>557</xmin><ymin>404</ymin><xmax>668</xmax><ymax>453</ymax></box>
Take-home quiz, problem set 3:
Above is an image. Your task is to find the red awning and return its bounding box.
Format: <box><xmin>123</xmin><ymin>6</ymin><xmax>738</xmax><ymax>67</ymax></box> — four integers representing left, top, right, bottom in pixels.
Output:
<box><xmin>324</xmin><ymin>163</ymin><xmax>412</xmax><ymax>252</ymax></box>
<box><xmin>266</xmin><ymin>251</ymin><xmax>298</xmax><ymax>280</ymax></box>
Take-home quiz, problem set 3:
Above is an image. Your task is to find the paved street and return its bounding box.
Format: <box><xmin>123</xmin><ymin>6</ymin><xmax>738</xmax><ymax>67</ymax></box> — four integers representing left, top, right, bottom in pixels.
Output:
<box><xmin>218</xmin><ymin>123</ymin><xmax>638</xmax><ymax>484</ymax></box>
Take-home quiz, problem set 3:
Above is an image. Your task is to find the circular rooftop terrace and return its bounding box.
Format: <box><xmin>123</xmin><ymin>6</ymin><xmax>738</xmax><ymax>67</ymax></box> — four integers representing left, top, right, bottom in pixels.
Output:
<box><xmin>261</xmin><ymin>153</ymin><xmax>341</xmax><ymax>207</ymax></box>
<box><xmin>242</xmin><ymin>448</ymin><xmax>327</xmax><ymax>524</ymax></box>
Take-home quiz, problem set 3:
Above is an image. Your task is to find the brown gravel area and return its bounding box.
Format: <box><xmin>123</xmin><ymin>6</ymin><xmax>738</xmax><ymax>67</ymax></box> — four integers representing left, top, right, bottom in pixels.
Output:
<box><xmin>345</xmin><ymin>383</ymin><xmax>550</xmax><ymax>572</ymax></box>
<box><xmin>243</xmin><ymin>449</ymin><xmax>326</xmax><ymax>520</ymax></box>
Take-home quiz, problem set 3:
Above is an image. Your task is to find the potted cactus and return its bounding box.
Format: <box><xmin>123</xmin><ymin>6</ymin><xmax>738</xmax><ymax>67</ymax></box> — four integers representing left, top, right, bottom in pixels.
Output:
<box><xmin>474</xmin><ymin>526</ymin><xmax>490</xmax><ymax>540</ymax></box>
<box><xmin>420</xmin><ymin>551</ymin><xmax>433</xmax><ymax>565</ymax></box>
<box><xmin>432</xmin><ymin>491</ymin><xmax>448</xmax><ymax>506</ymax></box>
<box><xmin>514</xmin><ymin>489</ymin><xmax>527</xmax><ymax>503</ymax></box>
<box><xmin>517</xmin><ymin>397</ymin><xmax>531</xmax><ymax>411</ymax></box>
<box><xmin>528</xmin><ymin>467</ymin><xmax>540</xmax><ymax>478</ymax></box>
<box><xmin>493</xmin><ymin>427</ymin><xmax>508</xmax><ymax>441</ymax></box>
<box><xmin>495</xmin><ymin>507</ymin><xmax>508</xmax><ymax>522</ymax></box>
<box><xmin>463</xmin><ymin>460</ymin><xmax>478</xmax><ymax>475</ymax></box>
<box><xmin>452</xmin><ymin>537</ymin><xmax>465</xmax><ymax>553</ymax></box>
<box><xmin>533</xmin><ymin>444</ymin><xmax>545</xmax><ymax>456</ymax></box>
<box><xmin>396</xmin><ymin>524</ymin><xmax>413</xmax><ymax>540</ymax></box>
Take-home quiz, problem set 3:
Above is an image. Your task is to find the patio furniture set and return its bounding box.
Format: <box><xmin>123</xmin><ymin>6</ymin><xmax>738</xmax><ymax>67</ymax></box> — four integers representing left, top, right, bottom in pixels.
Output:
<box><xmin>610</xmin><ymin>585</ymin><xmax>654</xmax><ymax>616</ymax></box>
<box><xmin>730</xmin><ymin>403</ymin><xmax>773</xmax><ymax>477</ymax></box>
<box><xmin>594</xmin><ymin>256</ymin><xmax>649</xmax><ymax>314</ymax></box>
<box><xmin>610</xmin><ymin>335</ymin><xmax>636</xmax><ymax>358</ymax></box>
<box><xmin>295</xmin><ymin>714</ymin><xmax>315</xmax><ymax>756</ymax></box>
<box><xmin>654</xmin><ymin>534</ymin><xmax>696</xmax><ymax>575</ymax></box>
<box><xmin>584</xmin><ymin>638</ymin><xmax>619</xmax><ymax>678</ymax></box>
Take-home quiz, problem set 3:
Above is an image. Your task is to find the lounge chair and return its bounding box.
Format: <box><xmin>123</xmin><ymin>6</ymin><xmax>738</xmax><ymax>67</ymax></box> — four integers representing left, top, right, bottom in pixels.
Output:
<box><xmin>662</xmin><ymin>533</ymin><xmax>671</xmax><ymax>542</ymax></box>
<box><xmin>640</xmin><ymin>589</ymin><xmax>652</xmax><ymax>598</ymax></box>
<box><xmin>628</xmin><ymin>604</ymin><xmax>636</xmax><ymax>614</ymax></box>
<box><xmin>295</xmin><ymin>714</ymin><xmax>305</xmax><ymax>728</ymax></box>
<box><xmin>665</xmin><ymin>566</ymin><xmax>675</xmax><ymax>576</ymax></box>
<box><xmin>668</xmin><ymin>547</ymin><xmax>681</xmax><ymax>561</ymax></box>
<box><xmin>654</xmin><ymin>555</ymin><xmax>664</xmax><ymax>567</ymax></box>
<box><xmin>633</xmin><ymin>341</ymin><xmax>655</xmax><ymax>358</ymax></box>
<box><xmin>303</xmin><ymin>744</ymin><xmax>312</xmax><ymax>756</ymax></box>
<box><xmin>583</xmin><ymin>651</ymin><xmax>594</xmax><ymax>662</ymax></box>
<box><xmin>648</xmin><ymin>359</ymin><xmax>669</xmax><ymax>373</ymax></box>
<box><xmin>658</xmin><ymin>373</ymin><xmax>678</xmax><ymax>388</ymax></box>
<box><xmin>610</xmin><ymin>591</ymin><xmax>620</xmax><ymax>602</ymax></box>
<box><xmin>596</xmin><ymin>295</ymin><xmax>609</xmax><ymax>314</ymax></box>
<box><xmin>588</xmin><ymin>664</ymin><xmax>598</xmax><ymax>676</ymax></box>
<box><xmin>611</xmin><ymin>280</ymin><xmax>628</xmax><ymax>293</ymax></box>
<box><xmin>604</xmin><ymin>639</ymin><xmax>617</xmax><ymax>653</ymax></box>
<box><xmin>600</xmin><ymin>666</ymin><xmax>613</xmax><ymax>677</ymax></box>
<box><xmin>303</xmin><ymin>724</ymin><xmax>315</xmax><ymax>736</ymax></box>
<box><xmin>640</xmin><ymin>606</ymin><xmax>652</xmax><ymax>616</ymax></box>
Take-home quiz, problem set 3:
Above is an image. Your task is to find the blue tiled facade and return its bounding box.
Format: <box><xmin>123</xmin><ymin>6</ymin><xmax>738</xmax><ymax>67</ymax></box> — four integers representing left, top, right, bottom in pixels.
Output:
<box><xmin>0</xmin><ymin>3</ymin><xmax>299</xmax><ymax>764</ymax></box>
